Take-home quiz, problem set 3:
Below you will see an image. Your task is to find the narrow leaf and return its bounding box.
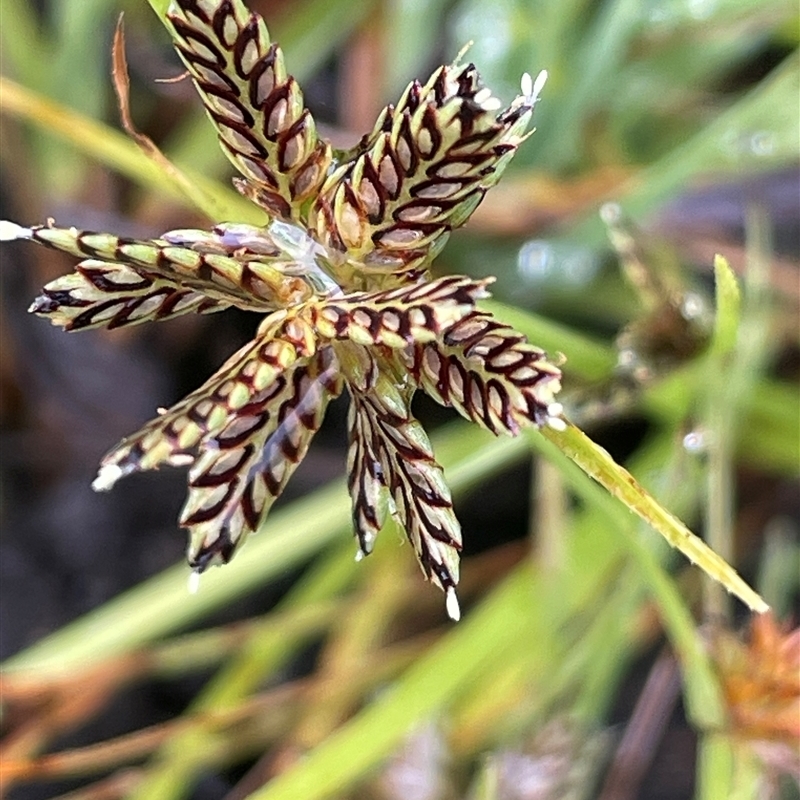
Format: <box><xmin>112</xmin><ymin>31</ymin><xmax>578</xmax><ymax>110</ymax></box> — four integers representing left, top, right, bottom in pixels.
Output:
<box><xmin>540</xmin><ymin>421</ymin><xmax>768</xmax><ymax>613</ymax></box>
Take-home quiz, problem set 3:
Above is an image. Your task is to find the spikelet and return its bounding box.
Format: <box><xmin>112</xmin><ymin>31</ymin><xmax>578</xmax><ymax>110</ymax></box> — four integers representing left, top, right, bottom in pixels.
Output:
<box><xmin>30</xmin><ymin>260</ymin><xmax>226</xmax><ymax>331</ymax></box>
<box><xmin>402</xmin><ymin>312</ymin><xmax>563</xmax><ymax>434</ymax></box>
<box><xmin>93</xmin><ymin>308</ymin><xmax>318</xmax><ymax>487</ymax></box>
<box><xmin>310</xmin><ymin>65</ymin><xmax>544</xmax><ymax>281</ymax></box>
<box><xmin>12</xmin><ymin>221</ymin><xmax>317</xmax><ymax>310</ymax></box>
<box><xmin>346</xmin><ymin>396</ymin><xmax>388</xmax><ymax>559</ymax></box>
<box><xmin>167</xmin><ymin>0</ymin><xmax>332</xmax><ymax>220</ymax></box>
<box><xmin>305</xmin><ymin>275</ymin><xmax>491</xmax><ymax>348</ymax></box>
<box><xmin>183</xmin><ymin>346</ymin><xmax>343</xmax><ymax>570</ymax></box>
<box><xmin>342</xmin><ymin>345</ymin><xmax>461</xmax><ymax>616</ymax></box>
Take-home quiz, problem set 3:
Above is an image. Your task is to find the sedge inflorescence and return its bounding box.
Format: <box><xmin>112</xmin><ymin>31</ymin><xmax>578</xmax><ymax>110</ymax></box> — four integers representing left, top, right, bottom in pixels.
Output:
<box><xmin>1</xmin><ymin>0</ymin><xmax>563</xmax><ymax>620</ymax></box>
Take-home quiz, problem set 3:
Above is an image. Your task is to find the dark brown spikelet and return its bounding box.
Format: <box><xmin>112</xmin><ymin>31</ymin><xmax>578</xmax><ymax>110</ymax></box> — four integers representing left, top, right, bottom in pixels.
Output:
<box><xmin>402</xmin><ymin>312</ymin><xmax>563</xmax><ymax>435</ymax></box>
<box><xmin>310</xmin><ymin>62</ymin><xmax>537</xmax><ymax>281</ymax></box>
<box><xmin>346</xmin><ymin>394</ymin><xmax>388</xmax><ymax>558</ymax></box>
<box><xmin>306</xmin><ymin>275</ymin><xmax>492</xmax><ymax>349</ymax></box>
<box><xmin>168</xmin><ymin>0</ymin><xmax>332</xmax><ymax>220</ymax></box>
<box><xmin>93</xmin><ymin>308</ymin><xmax>318</xmax><ymax>487</ymax></box>
<box><xmin>30</xmin><ymin>259</ymin><xmax>226</xmax><ymax>331</ymax></box>
<box><xmin>183</xmin><ymin>346</ymin><xmax>343</xmax><ymax>570</ymax></box>
<box><xmin>342</xmin><ymin>345</ymin><xmax>462</xmax><ymax>616</ymax></box>
<box><xmin>17</xmin><ymin>222</ymin><xmax>316</xmax><ymax>310</ymax></box>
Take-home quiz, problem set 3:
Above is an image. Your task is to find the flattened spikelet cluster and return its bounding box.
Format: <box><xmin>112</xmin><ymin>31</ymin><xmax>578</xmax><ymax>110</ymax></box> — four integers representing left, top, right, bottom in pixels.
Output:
<box><xmin>0</xmin><ymin>0</ymin><xmax>562</xmax><ymax>619</ymax></box>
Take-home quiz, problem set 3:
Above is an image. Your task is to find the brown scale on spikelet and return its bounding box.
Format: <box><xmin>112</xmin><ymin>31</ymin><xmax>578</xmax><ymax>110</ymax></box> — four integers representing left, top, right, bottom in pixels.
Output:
<box><xmin>0</xmin><ymin>0</ymin><xmax>561</xmax><ymax>619</ymax></box>
<box><xmin>401</xmin><ymin>311</ymin><xmax>563</xmax><ymax>435</ymax></box>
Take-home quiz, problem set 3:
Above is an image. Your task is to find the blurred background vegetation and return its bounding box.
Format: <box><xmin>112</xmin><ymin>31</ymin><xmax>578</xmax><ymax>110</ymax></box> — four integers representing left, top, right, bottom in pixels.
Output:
<box><xmin>0</xmin><ymin>1</ymin><xmax>798</xmax><ymax>798</ymax></box>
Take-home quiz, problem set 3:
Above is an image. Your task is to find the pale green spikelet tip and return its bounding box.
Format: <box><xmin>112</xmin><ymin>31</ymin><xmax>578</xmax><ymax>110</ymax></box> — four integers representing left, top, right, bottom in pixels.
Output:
<box><xmin>0</xmin><ymin>220</ymin><xmax>32</xmax><ymax>241</ymax></box>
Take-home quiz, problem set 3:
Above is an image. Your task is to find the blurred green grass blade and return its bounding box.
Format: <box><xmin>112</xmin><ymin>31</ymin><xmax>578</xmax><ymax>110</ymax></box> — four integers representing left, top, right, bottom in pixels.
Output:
<box><xmin>737</xmin><ymin>382</ymin><xmax>800</xmax><ymax>474</ymax></box>
<box><xmin>758</xmin><ymin>524</ymin><xmax>800</xmax><ymax>617</ymax></box>
<box><xmin>276</xmin><ymin>0</ymin><xmax>379</xmax><ymax>81</ymax></box>
<box><xmin>1</xmin><ymin>423</ymin><xmax>526</xmax><ymax>678</ymax></box>
<box><xmin>245</xmin><ymin>565</ymin><xmax>537</xmax><ymax>800</ymax></box>
<box><xmin>569</xmin><ymin>50</ymin><xmax>800</xmax><ymax>247</ymax></box>
<box><xmin>569</xmin><ymin>574</ymin><xmax>643</xmax><ymax>722</ymax></box>
<box><xmin>697</xmin><ymin>732</ymin><xmax>764</xmax><ymax>800</ymax></box>
<box><xmin>40</xmin><ymin>0</ymin><xmax>119</xmax><ymax>192</ymax></box>
<box><xmin>697</xmin><ymin>732</ymin><xmax>735</xmax><ymax>800</ymax></box>
<box><xmin>539</xmin><ymin>421</ymin><xmax>768</xmax><ymax>614</ymax></box>
<box><xmin>150</xmin><ymin>600</ymin><xmax>340</xmax><ymax>680</ymax></box>
<box><xmin>146</xmin><ymin>0</ymin><xmax>169</xmax><ymax>17</ymax></box>
<box><xmin>530</xmin><ymin>429</ymin><xmax>727</xmax><ymax>729</ymax></box>
<box><xmin>642</xmin><ymin>365</ymin><xmax>798</xmax><ymax>475</ymax></box>
<box><xmin>0</xmin><ymin>77</ymin><xmax>261</xmax><ymax>223</ymax></box>
<box><xmin>709</xmin><ymin>255</ymin><xmax>741</xmax><ymax>358</ymax></box>
<box><xmin>1</xmin><ymin>482</ymin><xmax>348</xmax><ymax>677</ymax></box>
<box><xmin>130</xmin><ymin>545</ymin><xmax>359</xmax><ymax>800</ymax></box>
<box><xmin>692</xmin><ymin>211</ymin><xmax>797</xmax><ymax>474</ymax></box>
<box><xmin>50</xmin><ymin>0</ymin><xmax>113</xmax><ymax>120</ymax></box>
<box><xmin>703</xmin><ymin>255</ymin><xmax>748</xmax><ymax>619</ymax></box>
<box><xmin>156</xmin><ymin>115</ymin><xmax>227</xmax><ymax>193</ymax></box>
<box><xmin>653</xmin><ymin>0</ymin><xmax>796</xmax><ymax>28</ymax></box>
<box><xmin>473</xmin><ymin>761</ymin><xmax>501</xmax><ymax>800</ymax></box>
<box><xmin>532</xmin><ymin>0</ymin><xmax>644</xmax><ymax>168</ymax></box>
<box><xmin>452</xmin><ymin>515</ymin><xmax>634</xmax><ymax>739</ymax></box>
<box><xmin>0</xmin><ymin>1</ymin><xmax>49</xmax><ymax>87</ymax></box>
<box><xmin>383</xmin><ymin>0</ymin><xmax>452</xmax><ymax>97</ymax></box>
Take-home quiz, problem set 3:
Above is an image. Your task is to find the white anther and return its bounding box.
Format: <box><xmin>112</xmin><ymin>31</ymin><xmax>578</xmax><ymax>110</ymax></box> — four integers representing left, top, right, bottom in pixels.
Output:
<box><xmin>531</xmin><ymin>70</ymin><xmax>548</xmax><ymax>102</ymax></box>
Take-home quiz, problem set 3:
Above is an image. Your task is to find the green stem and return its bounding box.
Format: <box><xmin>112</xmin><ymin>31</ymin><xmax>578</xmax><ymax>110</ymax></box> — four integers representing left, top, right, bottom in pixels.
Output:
<box><xmin>539</xmin><ymin>421</ymin><xmax>768</xmax><ymax>614</ymax></box>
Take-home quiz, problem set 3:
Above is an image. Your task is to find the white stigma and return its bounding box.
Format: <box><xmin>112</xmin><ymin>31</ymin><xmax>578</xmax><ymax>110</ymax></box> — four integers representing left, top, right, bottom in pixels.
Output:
<box><xmin>91</xmin><ymin>464</ymin><xmax>124</xmax><ymax>492</ymax></box>
<box><xmin>446</xmin><ymin>587</ymin><xmax>461</xmax><ymax>621</ymax></box>
<box><xmin>0</xmin><ymin>221</ymin><xmax>32</xmax><ymax>241</ymax></box>
<box><xmin>188</xmin><ymin>570</ymin><xmax>201</xmax><ymax>595</ymax></box>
